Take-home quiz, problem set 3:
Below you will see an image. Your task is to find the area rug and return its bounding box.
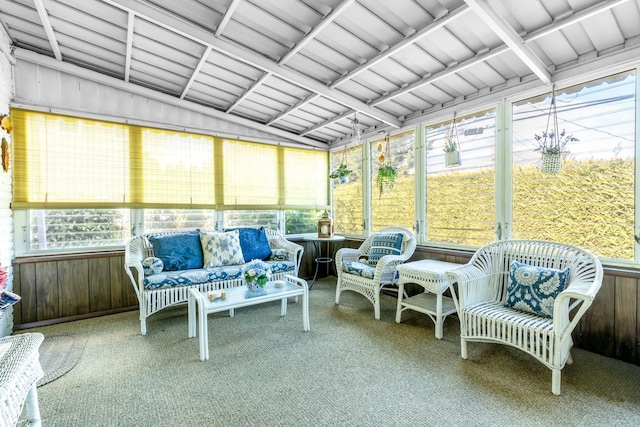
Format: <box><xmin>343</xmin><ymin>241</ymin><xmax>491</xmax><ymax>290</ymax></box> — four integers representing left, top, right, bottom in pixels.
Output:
<box><xmin>37</xmin><ymin>333</ymin><xmax>87</xmax><ymax>387</ymax></box>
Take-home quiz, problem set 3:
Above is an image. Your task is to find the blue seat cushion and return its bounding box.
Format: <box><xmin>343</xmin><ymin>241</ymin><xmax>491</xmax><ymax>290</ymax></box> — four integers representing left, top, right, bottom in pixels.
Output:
<box><xmin>148</xmin><ymin>231</ymin><xmax>203</xmax><ymax>271</ymax></box>
<box><xmin>225</xmin><ymin>227</ymin><xmax>272</xmax><ymax>262</ymax></box>
<box><xmin>504</xmin><ymin>261</ymin><xmax>570</xmax><ymax>318</ymax></box>
<box><xmin>343</xmin><ymin>261</ymin><xmax>376</xmax><ymax>279</ymax></box>
<box><xmin>143</xmin><ymin>266</ymin><xmax>243</xmax><ymax>290</ymax></box>
<box><xmin>368</xmin><ymin>232</ymin><xmax>404</xmax><ymax>266</ymax></box>
<box><xmin>265</xmin><ymin>260</ymin><xmax>296</xmax><ymax>274</ymax></box>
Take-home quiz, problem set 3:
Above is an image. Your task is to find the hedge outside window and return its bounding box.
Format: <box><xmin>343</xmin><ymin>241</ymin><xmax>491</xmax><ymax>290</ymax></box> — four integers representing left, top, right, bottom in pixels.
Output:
<box><xmin>331</xmin><ymin>144</ymin><xmax>363</xmax><ymax>235</ymax></box>
<box><xmin>511</xmin><ymin>71</ymin><xmax>636</xmax><ymax>261</ymax></box>
<box><xmin>425</xmin><ymin>110</ymin><xmax>496</xmax><ymax>247</ymax></box>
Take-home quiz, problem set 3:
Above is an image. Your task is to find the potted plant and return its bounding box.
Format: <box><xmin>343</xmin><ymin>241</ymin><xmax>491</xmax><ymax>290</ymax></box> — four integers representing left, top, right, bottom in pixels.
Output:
<box><xmin>329</xmin><ymin>163</ymin><xmax>352</xmax><ymax>183</ymax></box>
<box><xmin>443</xmin><ymin>138</ymin><xmax>461</xmax><ymax>167</ymax></box>
<box><xmin>534</xmin><ymin>129</ymin><xmax>578</xmax><ymax>174</ymax></box>
<box><xmin>376</xmin><ymin>164</ymin><xmax>396</xmax><ymax>197</ymax></box>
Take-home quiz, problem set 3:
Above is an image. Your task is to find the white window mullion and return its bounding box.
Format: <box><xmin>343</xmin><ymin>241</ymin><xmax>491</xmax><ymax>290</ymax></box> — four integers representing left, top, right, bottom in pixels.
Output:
<box><xmin>362</xmin><ymin>139</ymin><xmax>372</xmax><ymax>237</ymax></box>
<box><xmin>496</xmin><ymin>100</ymin><xmax>512</xmax><ymax>241</ymax></box>
<box><xmin>414</xmin><ymin>126</ymin><xmax>426</xmax><ymax>244</ymax></box>
<box><xmin>635</xmin><ymin>65</ymin><xmax>640</xmax><ymax>264</ymax></box>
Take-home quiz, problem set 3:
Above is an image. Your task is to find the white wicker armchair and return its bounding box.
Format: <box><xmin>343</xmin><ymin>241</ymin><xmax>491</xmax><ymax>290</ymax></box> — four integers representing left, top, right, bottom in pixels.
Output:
<box><xmin>445</xmin><ymin>240</ymin><xmax>603</xmax><ymax>395</ymax></box>
<box><xmin>335</xmin><ymin>227</ymin><xmax>416</xmax><ymax>320</ymax></box>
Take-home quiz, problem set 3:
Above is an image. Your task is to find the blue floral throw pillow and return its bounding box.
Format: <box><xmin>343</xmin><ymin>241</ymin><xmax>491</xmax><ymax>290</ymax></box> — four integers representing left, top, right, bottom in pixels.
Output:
<box><xmin>504</xmin><ymin>261</ymin><xmax>570</xmax><ymax>318</ymax></box>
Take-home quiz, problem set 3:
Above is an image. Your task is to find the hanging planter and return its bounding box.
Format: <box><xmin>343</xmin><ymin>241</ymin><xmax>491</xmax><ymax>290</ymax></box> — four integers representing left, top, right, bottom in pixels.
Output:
<box><xmin>376</xmin><ymin>134</ymin><xmax>397</xmax><ymax>197</ymax></box>
<box><xmin>541</xmin><ymin>152</ymin><xmax>562</xmax><ymax>174</ymax></box>
<box><xmin>535</xmin><ymin>86</ymin><xmax>578</xmax><ymax>174</ymax></box>
<box><xmin>443</xmin><ymin>114</ymin><xmax>461</xmax><ymax>168</ymax></box>
<box><xmin>329</xmin><ymin>163</ymin><xmax>352</xmax><ymax>183</ymax></box>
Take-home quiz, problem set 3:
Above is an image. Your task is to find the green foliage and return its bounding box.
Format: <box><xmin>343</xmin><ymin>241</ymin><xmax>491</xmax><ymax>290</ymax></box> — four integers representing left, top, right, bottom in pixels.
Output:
<box><xmin>285</xmin><ymin>210</ymin><xmax>321</xmax><ymax>234</ymax></box>
<box><xmin>329</xmin><ymin>163</ymin><xmax>352</xmax><ymax>179</ymax></box>
<box><xmin>443</xmin><ymin>139</ymin><xmax>458</xmax><ymax>152</ymax></box>
<box><xmin>376</xmin><ymin>164</ymin><xmax>397</xmax><ymax>197</ymax></box>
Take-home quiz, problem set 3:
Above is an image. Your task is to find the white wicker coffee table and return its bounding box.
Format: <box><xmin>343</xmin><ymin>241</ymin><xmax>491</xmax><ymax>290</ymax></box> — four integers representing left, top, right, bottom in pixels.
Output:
<box><xmin>188</xmin><ymin>275</ymin><xmax>310</xmax><ymax>361</ymax></box>
<box><xmin>396</xmin><ymin>260</ymin><xmax>461</xmax><ymax>339</ymax></box>
<box><xmin>0</xmin><ymin>332</ymin><xmax>44</xmax><ymax>427</ymax></box>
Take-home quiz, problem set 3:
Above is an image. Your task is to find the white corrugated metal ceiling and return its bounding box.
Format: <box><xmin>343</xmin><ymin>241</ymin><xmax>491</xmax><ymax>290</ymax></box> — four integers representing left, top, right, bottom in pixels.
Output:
<box><xmin>1</xmin><ymin>0</ymin><xmax>639</xmax><ymax>149</ymax></box>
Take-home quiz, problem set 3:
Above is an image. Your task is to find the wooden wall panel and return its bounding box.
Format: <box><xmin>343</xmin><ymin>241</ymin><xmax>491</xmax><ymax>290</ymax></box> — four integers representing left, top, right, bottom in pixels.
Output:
<box><xmin>614</xmin><ymin>277</ymin><xmax>638</xmax><ymax>362</ymax></box>
<box><xmin>36</xmin><ymin>261</ymin><xmax>59</xmax><ymax>321</ymax></box>
<box><xmin>109</xmin><ymin>256</ymin><xmax>124</xmax><ymax>308</ymax></box>
<box><xmin>57</xmin><ymin>259</ymin><xmax>89</xmax><ymax>317</ymax></box>
<box><xmin>89</xmin><ymin>257</ymin><xmax>112</xmax><ymax>313</ymax></box>
<box><xmin>575</xmin><ymin>275</ymin><xmax>616</xmax><ymax>355</ymax></box>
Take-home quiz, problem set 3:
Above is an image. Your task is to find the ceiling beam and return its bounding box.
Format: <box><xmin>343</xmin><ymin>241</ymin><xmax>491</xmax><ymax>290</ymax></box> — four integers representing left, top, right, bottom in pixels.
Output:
<box><xmin>267</xmin><ymin>93</ymin><xmax>320</xmax><ymax>126</ymax></box>
<box><xmin>226</xmin><ymin>71</ymin><xmax>271</xmax><ymax>113</ymax></box>
<box><xmin>279</xmin><ymin>0</ymin><xmax>356</xmax><ymax>65</ymax></box>
<box><xmin>270</xmin><ymin>4</ymin><xmax>471</xmax><ymax>133</ymax></box>
<box><xmin>526</xmin><ymin>0</ymin><xmax>632</xmax><ymax>42</ymax></box>
<box><xmin>215</xmin><ymin>0</ymin><xmax>242</xmax><ymax>36</ymax></box>
<box><xmin>103</xmin><ymin>0</ymin><xmax>401</xmax><ymax>128</ymax></box>
<box><xmin>33</xmin><ymin>0</ymin><xmax>62</xmax><ymax>61</ymax></box>
<box><xmin>13</xmin><ymin>48</ymin><xmax>327</xmax><ymax>149</ymax></box>
<box><xmin>181</xmin><ymin>46</ymin><xmax>212</xmax><ymax>99</ymax></box>
<box><xmin>124</xmin><ymin>11</ymin><xmax>134</xmax><ymax>82</ymax></box>
<box><xmin>301</xmin><ymin>110</ymin><xmax>354</xmax><ymax>136</ymax></box>
<box><xmin>464</xmin><ymin>0</ymin><xmax>551</xmax><ymax>84</ymax></box>
<box><xmin>330</xmin><ymin>4</ymin><xmax>471</xmax><ymax>88</ymax></box>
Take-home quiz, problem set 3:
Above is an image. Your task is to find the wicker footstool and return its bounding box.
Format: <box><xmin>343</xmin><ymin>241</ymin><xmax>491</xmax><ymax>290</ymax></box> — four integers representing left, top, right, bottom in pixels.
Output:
<box><xmin>396</xmin><ymin>260</ymin><xmax>460</xmax><ymax>339</ymax></box>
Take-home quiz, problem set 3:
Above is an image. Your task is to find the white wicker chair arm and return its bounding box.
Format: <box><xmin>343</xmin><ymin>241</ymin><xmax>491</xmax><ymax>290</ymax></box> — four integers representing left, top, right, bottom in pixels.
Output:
<box><xmin>335</xmin><ymin>247</ymin><xmax>361</xmax><ymax>271</ymax></box>
<box><xmin>446</xmin><ymin>264</ymin><xmax>493</xmax><ymax>309</ymax></box>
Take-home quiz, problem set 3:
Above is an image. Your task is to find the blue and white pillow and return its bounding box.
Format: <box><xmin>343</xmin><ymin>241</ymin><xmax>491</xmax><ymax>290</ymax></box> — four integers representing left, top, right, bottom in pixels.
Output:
<box><xmin>504</xmin><ymin>261</ymin><xmax>570</xmax><ymax>318</ymax></box>
<box><xmin>142</xmin><ymin>257</ymin><xmax>164</xmax><ymax>275</ymax></box>
<box><xmin>200</xmin><ymin>230</ymin><xmax>245</xmax><ymax>268</ymax></box>
<box><xmin>367</xmin><ymin>233</ymin><xmax>404</xmax><ymax>266</ymax></box>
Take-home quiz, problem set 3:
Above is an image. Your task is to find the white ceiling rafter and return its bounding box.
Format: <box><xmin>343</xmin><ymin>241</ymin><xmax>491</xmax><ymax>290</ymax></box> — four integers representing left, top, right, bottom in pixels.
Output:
<box><xmin>102</xmin><ymin>0</ymin><xmax>401</xmax><ymax>130</ymax></box>
<box><xmin>228</xmin><ymin>0</ymin><xmax>354</xmax><ymax>121</ymax></box>
<box><xmin>267</xmin><ymin>93</ymin><xmax>320</xmax><ymax>126</ymax></box>
<box><xmin>13</xmin><ymin>48</ymin><xmax>328</xmax><ymax>149</ymax></box>
<box><xmin>525</xmin><ymin>0</ymin><xmax>632</xmax><ymax>42</ymax></box>
<box><xmin>464</xmin><ymin>0</ymin><xmax>551</xmax><ymax>84</ymax></box>
<box><xmin>215</xmin><ymin>0</ymin><xmax>242</xmax><ymax>36</ymax></box>
<box><xmin>301</xmin><ymin>109</ymin><xmax>355</xmax><ymax>137</ymax></box>
<box><xmin>370</xmin><ymin>0</ymin><xmax>623</xmax><ymax>108</ymax></box>
<box><xmin>124</xmin><ymin>11</ymin><xmax>134</xmax><ymax>82</ymax></box>
<box><xmin>226</xmin><ymin>71</ymin><xmax>272</xmax><ymax>113</ymax></box>
<box><xmin>296</xmin><ymin>4</ymin><xmax>473</xmax><ymax>135</ymax></box>
<box><xmin>181</xmin><ymin>46</ymin><xmax>212</xmax><ymax>99</ymax></box>
<box><xmin>33</xmin><ymin>0</ymin><xmax>61</xmax><ymax>61</ymax></box>
<box><xmin>279</xmin><ymin>0</ymin><xmax>356</xmax><ymax>65</ymax></box>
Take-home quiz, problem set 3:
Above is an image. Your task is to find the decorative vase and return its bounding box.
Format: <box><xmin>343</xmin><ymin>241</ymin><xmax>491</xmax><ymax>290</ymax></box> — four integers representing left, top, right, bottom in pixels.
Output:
<box><xmin>444</xmin><ymin>151</ymin><xmax>461</xmax><ymax>168</ymax></box>
<box><xmin>541</xmin><ymin>153</ymin><xmax>562</xmax><ymax>174</ymax></box>
<box><xmin>244</xmin><ymin>279</ymin><xmax>266</xmax><ymax>298</ymax></box>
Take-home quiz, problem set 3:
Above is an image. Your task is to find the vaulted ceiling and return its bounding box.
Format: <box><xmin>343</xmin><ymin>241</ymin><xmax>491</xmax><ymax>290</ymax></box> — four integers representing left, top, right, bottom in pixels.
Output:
<box><xmin>1</xmin><ymin>0</ymin><xmax>639</xmax><ymax>149</ymax></box>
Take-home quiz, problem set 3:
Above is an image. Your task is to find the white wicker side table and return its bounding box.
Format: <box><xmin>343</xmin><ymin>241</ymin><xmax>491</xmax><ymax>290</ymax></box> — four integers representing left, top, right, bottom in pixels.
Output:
<box><xmin>396</xmin><ymin>260</ymin><xmax>461</xmax><ymax>339</ymax></box>
<box><xmin>0</xmin><ymin>333</ymin><xmax>44</xmax><ymax>427</ymax></box>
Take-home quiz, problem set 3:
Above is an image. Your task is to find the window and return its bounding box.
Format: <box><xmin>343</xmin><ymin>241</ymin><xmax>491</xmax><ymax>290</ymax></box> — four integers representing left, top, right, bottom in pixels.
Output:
<box><xmin>144</xmin><ymin>209</ymin><xmax>216</xmax><ymax>233</ymax></box>
<box><xmin>331</xmin><ymin>144</ymin><xmax>363</xmax><ymax>235</ymax></box>
<box><xmin>11</xmin><ymin>110</ymin><xmax>329</xmax><ymax>254</ymax></box>
<box><xmin>285</xmin><ymin>210</ymin><xmax>322</xmax><ymax>235</ymax></box>
<box><xmin>27</xmin><ymin>209</ymin><xmax>130</xmax><ymax>252</ymax></box>
<box><xmin>371</xmin><ymin>130</ymin><xmax>415</xmax><ymax>232</ymax></box>
<box><xmin>511</xmin><ymin>71</ymin><xmax>636</xmax><ymax>261</ymax></box>
<box><xmin>425</xmin><ymin>111</ymin><xmax>497</xmax><ymax>246</ymax></box>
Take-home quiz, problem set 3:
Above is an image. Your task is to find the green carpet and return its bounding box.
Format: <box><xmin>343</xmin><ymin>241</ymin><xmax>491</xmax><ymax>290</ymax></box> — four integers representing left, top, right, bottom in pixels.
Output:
<box><xmin>17</xmin><ymin>277</ymin><xmax>640</xmax><ymax>426</ymax></box>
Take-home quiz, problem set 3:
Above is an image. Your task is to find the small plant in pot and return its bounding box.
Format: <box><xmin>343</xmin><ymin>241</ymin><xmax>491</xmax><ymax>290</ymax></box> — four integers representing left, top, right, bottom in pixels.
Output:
<box><xmin>376</xmin><ymin>164</ymin><xmax>397</xmax><ymax>197</ymax></box>
<box><xmin>443</xmin><ymin>138</ymin><xmax>461</xmax><ymax>167</ymax></box>
<box><xmin>329</xmin><ymin>163</ymin><xmax>352</xmax><ymax>183</ymax></box>
<box><xmin>534</xmin><ymin>129</ymin><xmax>578</xmax><ymax>174</ymax></box>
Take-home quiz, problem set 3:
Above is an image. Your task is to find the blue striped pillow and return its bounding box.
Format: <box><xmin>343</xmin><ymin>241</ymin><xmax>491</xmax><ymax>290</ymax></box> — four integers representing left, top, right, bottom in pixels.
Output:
<box><xmin>367</xmin><ymin>233</ymin><xmax>403</xmax><ymax>266</ymax></box>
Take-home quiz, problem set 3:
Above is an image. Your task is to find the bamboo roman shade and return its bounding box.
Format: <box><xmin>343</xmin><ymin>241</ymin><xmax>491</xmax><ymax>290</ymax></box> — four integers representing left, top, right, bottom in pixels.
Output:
<box><xmin>11</xmin><ymin>109</ymin><xmax>329</xmax><ymax>210</ymax></box>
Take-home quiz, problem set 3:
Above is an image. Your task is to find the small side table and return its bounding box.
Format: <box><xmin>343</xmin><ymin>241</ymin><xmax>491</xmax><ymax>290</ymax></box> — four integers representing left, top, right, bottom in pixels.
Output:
<box><xmin>303</xmin><ymin>235</ymin><xmax>345</xmax><ymax>289</ymax></box>
<box><xmin>396</xmin><ymin>259</ymin><xmax>461</xmax><ymax>339</ymax></box>
<box><xmin>0</xmin><ymin>332</ymin><xmax>44</xmax><ymax>427</ymax></box>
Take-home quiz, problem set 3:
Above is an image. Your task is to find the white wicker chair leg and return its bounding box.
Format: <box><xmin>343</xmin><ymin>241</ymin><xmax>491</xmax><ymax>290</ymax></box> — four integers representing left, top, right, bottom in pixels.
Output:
<box><xmin>567</xmin><ymin>352</ymin><xmax>573</xmax><ymax>365</ymax></box>
<box><xmin>552</xmin><ymin>369</ymin><xmax>561</xmax><ymax>395</ymax></box>
<box><xmin>140</xmin><ymin>317</ymin><xmax>147</xmax><ymax>336</ymax></box>
<box><xmin>460</xmin><ymin>338</ymin><xmax>468</xmax><ymax>359</ymax></box>
<box><xmin>374</xmin><ymin>296</ymin><xmax>380</xmax><ymax>320</ymax></box>
<box><xmin>335</xmin><ymin>286</ymin><xmax>341</xmax><ymax>305</ymax></box>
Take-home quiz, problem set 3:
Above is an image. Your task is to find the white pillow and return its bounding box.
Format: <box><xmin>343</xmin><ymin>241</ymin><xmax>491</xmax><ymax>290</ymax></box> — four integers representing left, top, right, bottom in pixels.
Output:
<box><xmin>200</xmin><ymin>230</ymin><xmax>245</xmax><ymax>268</ymax></box>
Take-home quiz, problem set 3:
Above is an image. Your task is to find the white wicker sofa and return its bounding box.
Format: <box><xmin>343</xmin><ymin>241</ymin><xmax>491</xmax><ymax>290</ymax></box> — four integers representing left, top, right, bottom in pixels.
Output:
<box><xmin>125</xmin><ymin>227</ymin><xmax>303</xmax><ymax>335</ymax></box>
<box><xmin>445</xmin><ymin>240</ymin><xmax>603</xmax><ymax>395</ymax></box>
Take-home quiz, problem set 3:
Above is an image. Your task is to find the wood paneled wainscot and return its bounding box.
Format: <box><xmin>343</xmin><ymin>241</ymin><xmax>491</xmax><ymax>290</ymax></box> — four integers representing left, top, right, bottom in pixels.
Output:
<box><xmin>12</xmin><ymin>252</ymin><xmax>137</xmax><ymax>329</ymax></box>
